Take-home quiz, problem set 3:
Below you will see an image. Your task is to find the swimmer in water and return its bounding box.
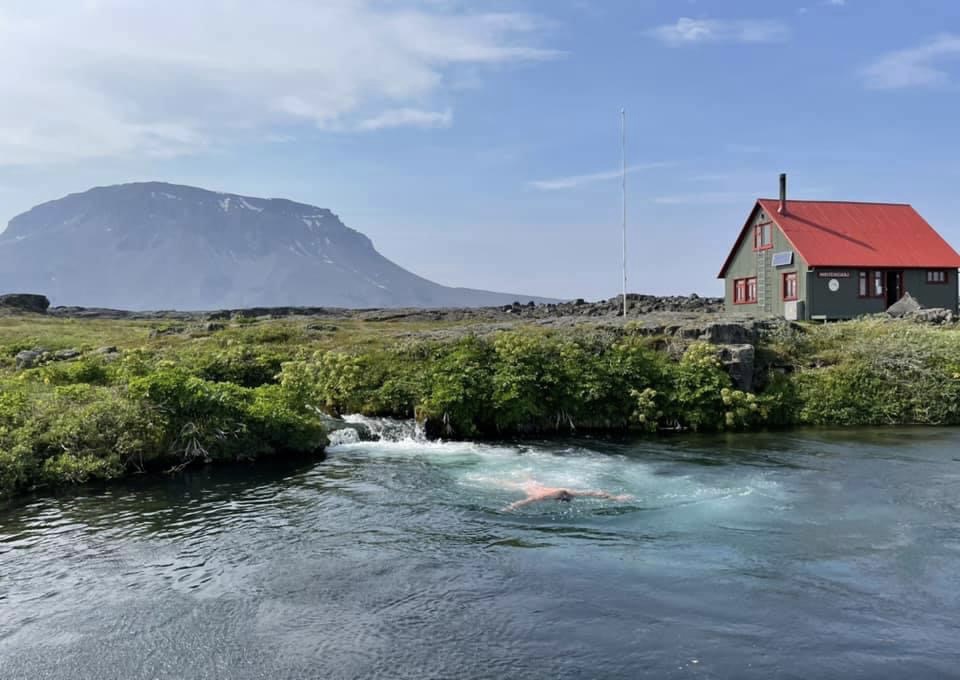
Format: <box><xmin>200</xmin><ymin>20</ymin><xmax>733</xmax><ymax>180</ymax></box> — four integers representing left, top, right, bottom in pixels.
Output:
<box><xmin>502</xmin><ymin>481</ymin><xmax>633</xmax><ymax>511</ymax></box>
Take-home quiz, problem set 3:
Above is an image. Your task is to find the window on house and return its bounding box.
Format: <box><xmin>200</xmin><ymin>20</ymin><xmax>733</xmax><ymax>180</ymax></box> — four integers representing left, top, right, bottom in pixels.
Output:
<box><xmin>783</xmin><ymin>272</ymin><xmax>798</xmax><ymax>301</ymax></box>
<box><xmin>754</xmin><ymin>222</ymin><xmax>772</xmax><ymax>250</ymax></box>
<box><xmin>734</xmin><ymin>277</ymin><xmax>757</xmax><ymax>304</ymax></box>
<box><xmin>927</xmin><ymin>270</ymin><xmax>949</xmax><ymax>284</ymax></box>
<box><xmin>859</xmin><ymin>270</ymin><xmax>885</xmax><ymax>298</ymax></box>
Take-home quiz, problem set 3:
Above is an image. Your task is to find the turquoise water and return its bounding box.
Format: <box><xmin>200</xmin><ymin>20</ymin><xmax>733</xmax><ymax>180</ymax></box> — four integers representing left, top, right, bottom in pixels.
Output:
<box><xmin>2</xmin><ymin>424</ymin><xmax>959</xmax><ymax>678</ymax></box>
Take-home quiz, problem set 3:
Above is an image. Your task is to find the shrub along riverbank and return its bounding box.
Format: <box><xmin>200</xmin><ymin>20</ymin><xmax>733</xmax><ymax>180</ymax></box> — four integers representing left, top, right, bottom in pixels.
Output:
<box><xmin>2</xmin><ymin>312</ymin><xmax>960</xmax><ymax>498</ymax></box>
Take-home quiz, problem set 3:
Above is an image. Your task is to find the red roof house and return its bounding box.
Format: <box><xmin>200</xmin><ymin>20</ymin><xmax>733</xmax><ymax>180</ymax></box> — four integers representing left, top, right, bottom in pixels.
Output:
<box><xmin>719</xmin><ymin>175</ymin><xmax>960</xmax><ymax>319</ymax></box>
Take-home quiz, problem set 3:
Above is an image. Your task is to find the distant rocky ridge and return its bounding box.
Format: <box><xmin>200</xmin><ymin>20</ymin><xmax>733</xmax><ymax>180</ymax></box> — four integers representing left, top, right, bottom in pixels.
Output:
<box><xmin>0</xmin><ymin>182</ymin><xmax>553</xmax><ymax>310</ymax></box>
<box><xmin>0</xmin><ymin>292</ymin><xmax>723</xmax><ymax>321</ymax></box>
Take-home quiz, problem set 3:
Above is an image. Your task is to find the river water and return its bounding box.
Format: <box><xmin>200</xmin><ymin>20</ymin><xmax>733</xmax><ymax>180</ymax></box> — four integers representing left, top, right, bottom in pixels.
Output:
<box><xmin>2</xmin><ymin>423</ymin><xmax>960</xmax><ymax>679</ymax></box>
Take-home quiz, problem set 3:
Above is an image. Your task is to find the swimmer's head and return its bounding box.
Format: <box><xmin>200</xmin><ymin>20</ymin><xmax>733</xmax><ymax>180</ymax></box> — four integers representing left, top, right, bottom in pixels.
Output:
<box><xmin>556</xmin><ymin>490</ymin><xmax>573</xmax><ymax>503</ymax></box>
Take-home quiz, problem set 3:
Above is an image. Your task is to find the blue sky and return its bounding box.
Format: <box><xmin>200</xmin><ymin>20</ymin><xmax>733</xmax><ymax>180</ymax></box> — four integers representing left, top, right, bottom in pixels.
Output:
<box><xmin>2</xmin><ymin>0</ymin><xmax>960</xmax><ymax>300</ymax></box>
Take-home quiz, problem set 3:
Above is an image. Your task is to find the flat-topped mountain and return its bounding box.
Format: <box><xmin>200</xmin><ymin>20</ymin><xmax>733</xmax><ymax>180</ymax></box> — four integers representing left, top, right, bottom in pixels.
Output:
<box><xmin>0</xmin><ymin>182</ymin><xmax>549</xmax><ymax>310</ymax></box>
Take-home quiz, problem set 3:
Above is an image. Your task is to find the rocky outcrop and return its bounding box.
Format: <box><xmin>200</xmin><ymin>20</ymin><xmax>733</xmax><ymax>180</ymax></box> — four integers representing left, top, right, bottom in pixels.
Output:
<box><xmin>906</xmin><ymin>308</ymin><xmax>955</xmax><ymax>325</ymax></box>
<box><xmin>884</xmin><ymin>292</ymin><xmax>956</xmax><ymax>325</ymax></box>
<box><xmin>887</xmin><ymin>293</ymin><xmax>923</xmax><ymax>318</ymax></box>
<box><xmin>15</xmin><ymin>350</ymin><xmax>43</xmax><ymax>370</ymax></box>
<box><xmin>700</xmin><ymin>321</ymin><xmax>755</xmax><ymax>345</ymax></box>
<box><xmin>316</xmin><ymin>413</ymin><xmax>375</xmax><ymax>442</ymax></box>
<box><xmin>36</xmin><ymin>293</ymin><xmax>722</xmax><ymax>322</ymax></box>
<box><xmin>717</xmin><ymin>344</ymin><xmax>755</xmax><ymax>391</ymax></box>
<box><xmin>52</xmin><ymin>349</ymin><xmax>81</xmax><ymax>361</ymax></box>
<box><xmin>14</xmin><ymin>347</ymin><xmax>94</xmax><ymax>370</ymax></box>
<box><xmin>0</xmin><ymin>294</ymin><xmax>50</xmax><ymax>314</ymax></box>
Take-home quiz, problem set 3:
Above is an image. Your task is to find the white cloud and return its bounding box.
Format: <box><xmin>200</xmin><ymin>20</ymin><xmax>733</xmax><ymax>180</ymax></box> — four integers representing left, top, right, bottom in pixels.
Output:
<box><xmin>0</xmin><ymin>1</ymin><xmax>557</xmax><ymax>166</ymax></box>
<box><xmin>825</xmin><ymin>0</ymin><xmax>846</xmax><ymax>6</ymax></box>
<box><xmin>357</xmin><ymin>108</ymin><xmax>453</xmax><ymax>131</ymax></box>
<box><xmin>863</xmin><ymin>34</ymin><xmax>960</xmax><ymax>89</ymax></box>
<box><xmin>653</xmin><ymin>192</ymin><xmax>744</xmax><ymax>205</ymax></box>
<box><xmin>650</xmin><ymin>17</ymin><xmax>789</xmax><ymax>47</ymax></box>
<box><xmin>529</xmin><ymin>162</ymin><xmax>673</xmax><ymax>191</ymax></box>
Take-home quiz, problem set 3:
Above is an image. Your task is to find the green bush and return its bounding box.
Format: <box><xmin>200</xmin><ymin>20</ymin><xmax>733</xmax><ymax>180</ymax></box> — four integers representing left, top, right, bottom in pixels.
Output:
<box><xmin>418</xmin><ymin>336</ymin><xmax>496</xmax><ymax>436</ymax></box>
<box><xmin>576</xmin><ymin>336</ymin><xmax>671</xmax><ymax>428</ymax></box>
<box><xmin>194</xmin><ymin>347</ymin><xmax>284</xmax><ymax>387</ymax></box>
<box><xmin>489</xmin><ymin>332</ymin><xmax>575</xmax><ymax>431</ymax></box>
<box><xmin>244</xmin><ymin>384</ymin><xmax>328</xmax><ymax>454</ymax></box>
<box><xmin>0</xmin><ymin>384</ymin><xmax>165</xmax><ymax>495</ymax></box>
<box><xmin>35</xmin><ymin>357</ymin><xmax>113</xmax><ymax>386</ymax></box>
<box><xmin>791</xmin><ymin>321</ymin><xmax>960</xmax><ymax>426</ymax></box>
<box><xmin>668</xmin><ymin>343</ymin><xmax>733</xmax><ymax>431</ymax></box>
<box><xmin>129</xmin><ymin>367</ymin><xmax>326</xmax><ymax>464</ymax></box>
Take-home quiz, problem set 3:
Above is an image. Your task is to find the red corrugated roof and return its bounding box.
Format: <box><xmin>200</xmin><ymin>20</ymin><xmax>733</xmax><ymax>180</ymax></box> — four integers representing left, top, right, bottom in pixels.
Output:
<box><xmin>718</xmin><ymin>199</ymin><xmax>960</xmax><ymax>277</ymax></box>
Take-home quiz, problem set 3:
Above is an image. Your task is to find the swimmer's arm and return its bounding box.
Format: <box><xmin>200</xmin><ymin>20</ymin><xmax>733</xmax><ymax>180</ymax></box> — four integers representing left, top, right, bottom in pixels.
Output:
<box><xmin>503</xmin><ymin>498</ymin><xmax>538</xmax><ymax>512</ymax></box>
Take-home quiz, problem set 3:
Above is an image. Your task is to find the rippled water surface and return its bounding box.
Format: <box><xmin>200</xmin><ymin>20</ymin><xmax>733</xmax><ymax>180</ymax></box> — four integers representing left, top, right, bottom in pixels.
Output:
<box><xmin>3</xmin><ymin>424</ymin><xmax>960</xmax><ymax>679</ymax></box>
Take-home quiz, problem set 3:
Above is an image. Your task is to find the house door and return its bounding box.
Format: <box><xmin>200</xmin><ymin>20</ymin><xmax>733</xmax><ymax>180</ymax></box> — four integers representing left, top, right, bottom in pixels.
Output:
<box><xmin>885</xmin><ymin>271</ymin><xmax>903</xmax><ymax>308</ymax></box>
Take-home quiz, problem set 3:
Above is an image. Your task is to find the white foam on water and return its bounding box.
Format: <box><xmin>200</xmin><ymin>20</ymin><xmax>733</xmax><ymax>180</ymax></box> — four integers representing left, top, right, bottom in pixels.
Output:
<box><xmin>326</xmin><ymin>417</ymin><xmax>780</xmax><ymax>514</ymax></box>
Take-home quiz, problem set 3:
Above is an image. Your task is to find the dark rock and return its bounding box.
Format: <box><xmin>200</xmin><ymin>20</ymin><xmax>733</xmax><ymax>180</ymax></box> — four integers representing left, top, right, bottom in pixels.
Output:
<box><xmin>94</xmin><ymin>346</ymin><xmax>119</xmax><ymax>355</ymax></box>
<box><xmin>717</xmin><ymin>344</ymin><xmax>755</xmax><ymax>391</ymax></box>
<box><xmin>421</xmin><ymin>417</ymin><xmax>454</xmax><ymax>440</ymax></box>
<box><xmin>149</xmin><ymin>325</ymin><xmax>187</xmax><ymax>338</ymax></box>
<box><xmin>306</xmin><ymin>322</ymin><xmax>339</xmax><ymax>333</ymax></box>
<box><xmin>203</xmin><ymin>322</ymin><xmax>225</xmax><ymax>332</ymax></box>
<box><xmin>0</xmin><ymin>293</ymin><xmax>50</xmax><ymax>314</ymax></box>
<box><xmin>887</xmin><ymin>292</ymin><xmax>922</xmax><ymax>317</ymax></box>
<box><xmin>701</xmin><ymin>322</ymin><xmax>755</xmax><ymax>345</ymax></box>
<box><xmin>51</xmin><ymin>349</ymin><xmax>81</xmax><ymax>361</ymax></box>
<box><xmin>316</xmin><ymin>413</ymin><xmax>375</xmax><ymax>442</ymax></box>
<box><xmin>15</xmin><ymin>350</ymin><xmax>42</xmax><ymax>370</ymax></box>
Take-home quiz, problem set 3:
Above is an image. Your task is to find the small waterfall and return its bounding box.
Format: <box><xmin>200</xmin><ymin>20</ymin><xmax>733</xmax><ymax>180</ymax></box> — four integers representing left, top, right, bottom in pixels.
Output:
<box><xmin>341</xmin><ymin>414</ymin><xmax>425</xmax><ymax>443</ymax></box>
<box><xmin>326</xmin><ymin>428</ymin><xmax>361</xmax><ymax>447</ymax></box>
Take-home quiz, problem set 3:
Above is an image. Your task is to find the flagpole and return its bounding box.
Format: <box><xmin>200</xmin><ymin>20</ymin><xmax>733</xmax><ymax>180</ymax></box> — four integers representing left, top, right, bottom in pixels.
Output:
<box><xmin>621</xmin><ymin>108</ymin><xmax>627</xmax><ymax>318</ymax></box>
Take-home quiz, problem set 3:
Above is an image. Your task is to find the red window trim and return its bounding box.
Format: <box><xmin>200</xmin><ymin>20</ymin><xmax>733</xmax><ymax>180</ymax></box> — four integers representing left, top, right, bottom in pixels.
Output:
<box><xmin>733</xmin><ymin>276</ymin><xmax>758</xmax><ymax>305</ymax></box>
<box><xmin>753</xmin><ymin>221</ymin><xmax>774</xmax><ymax>252</ymax></box>
<box><xmin>927</xmin><ymin>269</ymin><xmax>949</xmax><ymax>285</ymax></box>
<box><xmin>782</xmin><ymin>271</ymin><xmax>798</xmax><ymax>301</ymax></box>
<box><xmin>857</xmin><ymin>270</ymin><xmax>886</xmax><ymax>299</ymax></box>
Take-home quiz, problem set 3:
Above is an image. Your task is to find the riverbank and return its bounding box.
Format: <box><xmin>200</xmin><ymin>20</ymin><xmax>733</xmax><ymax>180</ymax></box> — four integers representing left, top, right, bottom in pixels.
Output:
<box><xmin>3</xmin><ymin>299</ymin><xmax>960</xmax><ymax>498</ymax></box>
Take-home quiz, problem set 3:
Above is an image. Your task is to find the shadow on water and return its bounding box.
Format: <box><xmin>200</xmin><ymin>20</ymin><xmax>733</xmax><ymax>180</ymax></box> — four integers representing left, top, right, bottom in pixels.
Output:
<box><xmin>0</xmin><ymin>454</ymin><xmax>326</xmax><ymax>539</ymax></box>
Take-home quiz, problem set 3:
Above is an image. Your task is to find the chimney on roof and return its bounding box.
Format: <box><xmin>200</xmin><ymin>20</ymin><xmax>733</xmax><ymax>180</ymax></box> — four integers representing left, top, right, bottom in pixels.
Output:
<box><xmin>778</xmin><ymin>173</ymin><xmax>787</xmax><ymax>214</ymax></box>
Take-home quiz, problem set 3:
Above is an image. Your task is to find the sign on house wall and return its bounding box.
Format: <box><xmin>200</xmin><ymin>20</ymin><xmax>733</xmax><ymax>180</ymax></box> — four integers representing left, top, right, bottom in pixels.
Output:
<box><xmin>816</xmin><ymin>271</ymin><xmax>851</xmax><ymax>278</ymax></box>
